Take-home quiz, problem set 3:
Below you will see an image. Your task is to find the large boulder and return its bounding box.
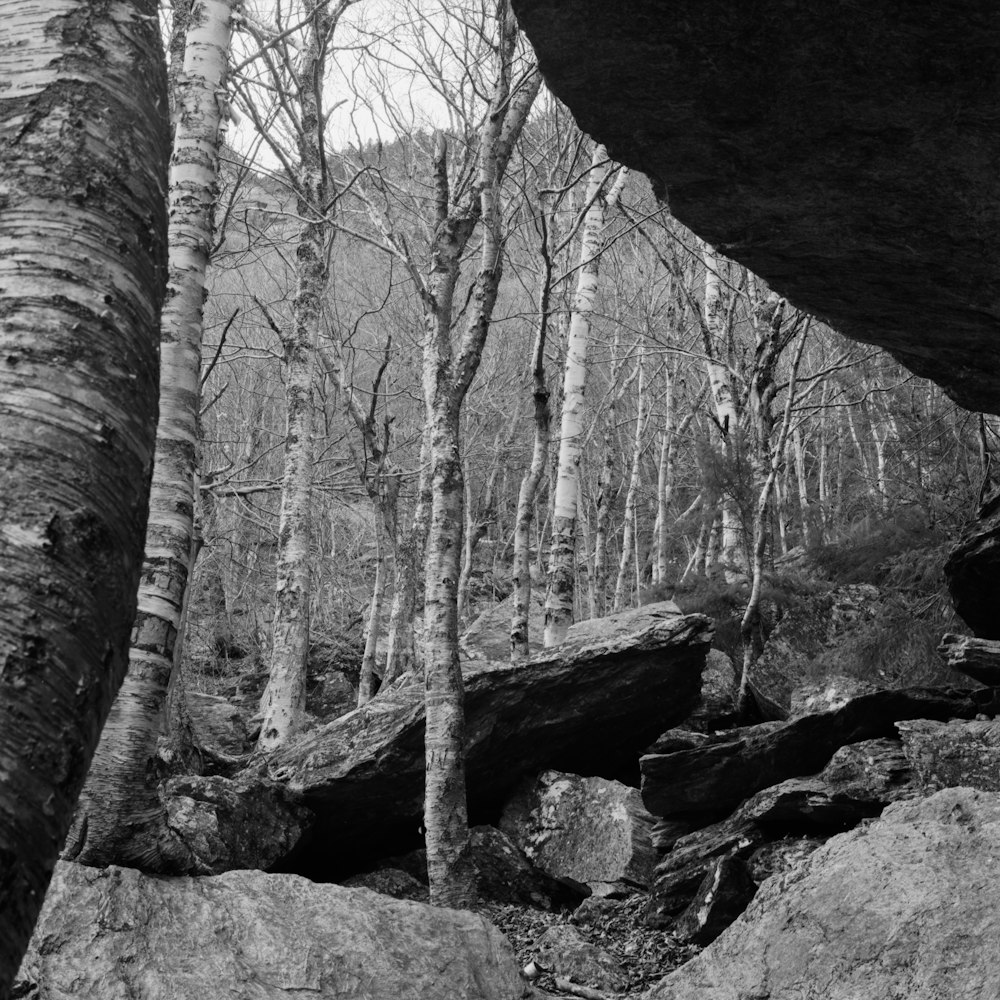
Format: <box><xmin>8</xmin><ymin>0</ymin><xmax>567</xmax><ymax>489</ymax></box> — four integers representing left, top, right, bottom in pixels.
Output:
<box><xmin>269</xmin><ymin>607</ymin><xmax>711</xmax><ymax>875</ymax></box>
<box><xmin>500</xmin><ymin>770</ymin><xmax>658</xmax><ymax>893</ymax></box>
<box><xmin>640</xmin><ymin>686</ymin><xmax>1000</xmax><ymax>820</ymax></box>
<box><xmin>17</xmin><ymin>862</ymin><xmax>527</xmax><ymax>1000</ymax></box>
<box><xmin>462</xmin><ymin>590</ymin><xmax>547</xmax><ymax>661</ymax></box>
<box><xmin>645</xmin><ymin>788</ymin><xmax>1000</xmax><ymax>1000</ymax></box>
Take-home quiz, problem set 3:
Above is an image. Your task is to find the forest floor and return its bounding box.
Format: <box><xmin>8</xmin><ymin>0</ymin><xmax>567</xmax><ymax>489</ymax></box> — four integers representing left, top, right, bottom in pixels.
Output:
<box><xmin>485</xmin><ymin>895</ymin><xmax>701</xmax><ymax>997</ymax></box>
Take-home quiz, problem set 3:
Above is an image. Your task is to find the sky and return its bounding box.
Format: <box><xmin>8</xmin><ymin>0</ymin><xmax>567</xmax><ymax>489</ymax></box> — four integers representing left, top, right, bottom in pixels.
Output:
<box><xmin>220</xmin><ymin>0</ymin><xmax>494</xmax><ymax>166</ymax></box>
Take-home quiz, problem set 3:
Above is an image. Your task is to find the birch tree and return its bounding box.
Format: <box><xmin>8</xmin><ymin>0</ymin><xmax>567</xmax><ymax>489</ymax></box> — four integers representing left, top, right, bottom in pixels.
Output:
<box><xmin>510</xmin><ymin>213</ymin><xmax>553</xmax><ymax>661</ymax></box>
<box><xmin>544</xmin><ymin>144</ymin><xmax>627</xmax><ymax>645</ymax></box>
<box><xmin>235</xmin><ymin>0</ymin><xmax>356</xmax><ymax>751</ymax></box>
<box><xmin>613</xmin><ymin>336</ymin><xmax>649</xmax><ymax>610</ymax></box>
<box><xmin>0</xmin><ymin>2</ymin><xmax>168</xmax><ymax>990</ymax></box>
<box><xmin>739</xmin><ymin>315</ymin><xmax>809</xmax><ymax>709</ymax></box>
<box><xmin>420</xmin><ymin>14</ymin><xmax>539</xmax><ymax>905</ymax></box>
<box><xmin>700</xmin><ymin>243</ymin><xmax>743</xmax><ymax>574</ymax></box>
<box><xmin>67</xmin><ymin>0</ymin><xmax>239</xmax><ymax>870</ymax></box>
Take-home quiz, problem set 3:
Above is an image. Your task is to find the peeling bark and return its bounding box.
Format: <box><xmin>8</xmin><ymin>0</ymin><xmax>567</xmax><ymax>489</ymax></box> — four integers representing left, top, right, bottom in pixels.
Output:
<box><xmin>544</xmin><ymin>145</ymin><xmax>626</xmax><ymax>646</ymax></box>
<box><xmin>0</xmin><ymin>2</ymin><xmax>168</xmax><ymax>991</ymax></box>
<box><xmin>421</xmin><ymin>11</ymin><xmax>540</xmax><ymax>905</ymax></box>
<box><xmin>258</xmin><ymin>0</ymin><xmax>333</xmax><ymax>752</ymax></box>
<box><xmin>69</xmin><ymin>0</ymin><xmax>237</xmax><ymax>871</ymax></box>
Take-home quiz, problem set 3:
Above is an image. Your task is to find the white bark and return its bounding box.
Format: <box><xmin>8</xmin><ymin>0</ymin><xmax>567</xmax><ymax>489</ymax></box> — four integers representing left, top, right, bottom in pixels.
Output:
<box><xmin>792</xmin><ymin>425</ymin><xmax>813</xmax><ymax>547</ymax></box>
<box><xmin>71</xmin><ymin>0</ymin><xmax>237</xmax><ymax>868</ymax></box>
<box><xmin>420</xmin><ymin>20</ymin><xmax>540</xmax><ymax>906</ymax></box>
<box><xmin>613</xmin><ymin>338</ymin><xmax>649</xmax><ymax>610</ymax></box>
<box><xmin>511</xmin><ymin>235</ymin><xmax>552</xmax><ymax>661</ymax></box>
<box><xmin>544</xmin><ymin>144</ymin><xmax>626</xmax><ymax>646</ymax></box>
<box><xmin>701</xmin><ymin>243</ymin><xmax>742</xmax><ymax>571</ymax></box>
<box><xmin>258</xmin><ymin>0</ymin><xmax>331</xmax><ymax>751</ymax></box>
<box><xmin>0</xmin><ymin>0</ymin><xmax>168</xmax><ymax>987</ymax></box>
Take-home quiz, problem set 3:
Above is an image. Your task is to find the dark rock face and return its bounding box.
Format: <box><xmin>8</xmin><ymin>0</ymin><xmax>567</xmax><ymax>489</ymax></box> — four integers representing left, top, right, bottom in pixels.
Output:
<box><xmin>673</xmin><ymin>857</ymin><xmax>757</xmax><ymax>946</ymax></box>
<box><xmin>511</xmin><ymin>0</ymin><xmax>1000</xmax><ymax>414</ymax></box>
<box><xmin>465</xmin><ymin>825</ymin><xmax>590</xmax><ymax>910</ymax></box>
<box><xmin>643</xmin><ymin>742</ymin><xmax>909</xmax><ymax>929</ymax></box>
<box><xmin>159</xmin><ymin>774</ymin><xmax>311</xmax><ymax>875</ymax></box>
<box><xmin>945</xmin><ymin>490</ymin><xmax>1000</xmax><ymax>637</ymax></box>
<box><xmin>269</xmin><ymin>608</ymin><xmax>711</xmax><ymax>875</ymax></box>
<box><xmin>641</xmin><ymin>686</ymin><xmax>1000</xmax><ymax>820</ymax></box>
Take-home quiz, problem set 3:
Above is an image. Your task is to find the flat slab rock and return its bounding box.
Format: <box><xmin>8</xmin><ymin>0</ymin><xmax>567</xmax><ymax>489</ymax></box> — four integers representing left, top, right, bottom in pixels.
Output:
<box><xmin>17</xmin><ymin>862</ymin><xmax>526</xmax><ymax>1000</ymax></box>
<box><xmin>645</xmin><ymin>787</ymin><xmax>1000</xmax><ymax>1000</ymax></box>
<box><xmin>500</xmin><ymin>770</ymin><xmax>658</xmax><ymax>892</ymax></box>
<box><xmin>269</xmin><ymin>606</ymin><xmax>711</xmax><ymax>868</ymax></box>
<box><xmin>640</xmin><ymin>686</ymin><xmax>1000</xmax><ymax>820</ymax></box>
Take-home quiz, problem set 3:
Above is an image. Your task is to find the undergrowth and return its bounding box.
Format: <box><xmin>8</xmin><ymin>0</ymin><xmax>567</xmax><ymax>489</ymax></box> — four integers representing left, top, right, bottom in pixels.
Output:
<box><xmin>654</xmin><ymin>514</ymin><xmax>964</xmax><ymax>692</ymax></box>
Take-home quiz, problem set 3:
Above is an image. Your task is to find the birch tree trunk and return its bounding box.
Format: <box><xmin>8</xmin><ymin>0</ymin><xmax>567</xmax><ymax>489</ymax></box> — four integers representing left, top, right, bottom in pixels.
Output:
<box><xmin>792</xmin><ymin>426</ymin><xmax>813</xmax><ymax>547</ymax></box>
<box><xmin>701</xmin><ymin>244</ymin><xmax>742</xmax><ymax>572</ymax></box>
<box><xmin>0</xmin><ymin>2</ymin><xmax>168</xmax><ymax>990</ymax></box>
<box><xmin>258</xmin><ymin>0</ymin><xmax>332</xmax><ymax>751</ymax></box>
<box><xmin>420</xmin><ymin>17</ymin><xmax>540</xmax><ymax>906</ymax></box>
<box><xmin>383</xmin><ymin>433</ymin><xmax>430</xmax><ymax>684</ymax></box>
<box><xmin>544</xmin><ymin>145</ymin><xmax>626</xmax><ymax>645</ymax></box>
<box><xmin>358</xmin><ymin>512</ymin><xmax>389</xmax><ymax>705</ymax></box>
<box><xmin>320</xmin><ymin>341</ymin><xmax>401</xmax><ymax>704</ymax></box>
<box><xmin>68</xmin><ymin>0</ymin><xmax>237</xmax><ymax>870</ymax></box>
<box><xmin>591</xmin><ymin>327</ymin><xmax>623</xmax><ymax>618</ymax></box>
<box><xmin>613</xmin><ymin>338</ymin><xmax>649</xmax><ymax>610</ymax></box>
<box><xmin>739</xmin><ymin>326</ymin><xmax>808</xmax><ymax>711</ymax></box>
<box><xmin>511</xmin><ymin>231</ymin><xmax>553</xmax><ymax>660</ymax></box>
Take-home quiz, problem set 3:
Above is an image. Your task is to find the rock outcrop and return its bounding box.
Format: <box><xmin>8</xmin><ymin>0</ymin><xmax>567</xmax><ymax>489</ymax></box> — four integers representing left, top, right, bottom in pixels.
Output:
<box><xmin>645</xmin><ymin>788</ymin><xmax>1000</xmax><ymax>1000</ymax></box>
<box><xmin>16</xmin><ymin>862</ymin><xmax>527</xmax><ymax>1000</ymax></box>
<box><xmin>510</xmin><ymin>0</ymin><xmax>1000</xmax><ymax>415</ymax></box>
<box><xmin>640</xmin><ymin>686</ymin><xmax>1000</xmax><ymax>820</ymax></box>
<box><xmin>945</xmin><ymin>489</ymin><xmax>1000</xmax><ymax>637</ymax></box>
<box><xmin>271</xmin><ymin>606</ymin><xmax>711</xmax><ymax>875</ymax></box>
<box><xmin>645</xmin><ymin>738</ymin><xmax>915</xmax><ymax>927</ymax></box>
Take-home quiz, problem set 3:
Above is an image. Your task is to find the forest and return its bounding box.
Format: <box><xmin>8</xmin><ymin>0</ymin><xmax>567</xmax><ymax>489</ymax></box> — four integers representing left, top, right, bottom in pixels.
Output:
<box><xmin>2</xmin><ymin>1</ymin><xmax>998</xmax><ymax>998</ymax></box>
